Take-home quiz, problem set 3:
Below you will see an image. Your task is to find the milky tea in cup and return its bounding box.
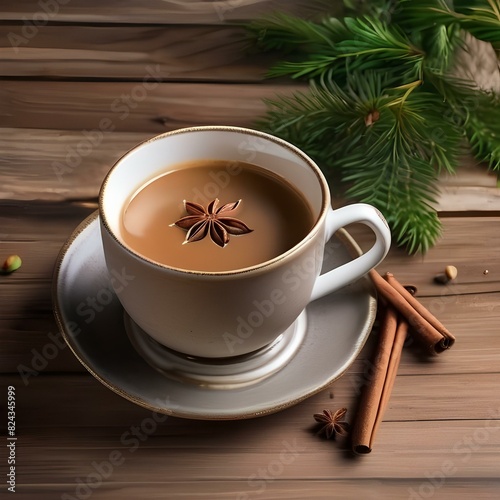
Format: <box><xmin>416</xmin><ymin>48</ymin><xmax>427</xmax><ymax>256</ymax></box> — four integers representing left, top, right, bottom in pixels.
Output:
<box><xmin>99</xmin><ymin>127</ymin><xmax>391</xmax><ymax>358</ymax></box>
<box><xmin>120</xmin><ymin>159</ymin><xmax>315</xmax><ymax>272</ymax></box>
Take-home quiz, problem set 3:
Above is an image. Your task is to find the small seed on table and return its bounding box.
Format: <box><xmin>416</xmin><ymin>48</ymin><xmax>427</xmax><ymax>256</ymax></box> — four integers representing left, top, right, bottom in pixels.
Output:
<box><xmin>1</xmin><ymin>255</ymin><xmax>22</xmax><ymax>274</ymax></box>
<box><xmin>445</xmin><ymin>265</ymin><xmax>458</xmax><ymax>280</ymax></box>
<box><xmin>434</xmin><ymin>265</ymin><xmax>457</xmax><ymax>284</ymax></box>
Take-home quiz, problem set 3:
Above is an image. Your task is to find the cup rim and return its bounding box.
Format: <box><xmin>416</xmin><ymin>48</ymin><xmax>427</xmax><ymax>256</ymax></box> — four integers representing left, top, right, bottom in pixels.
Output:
<box><xmin>99</xmin><ymin>126</ymin><xmax>330</xmax><ymax>276</ymax></box>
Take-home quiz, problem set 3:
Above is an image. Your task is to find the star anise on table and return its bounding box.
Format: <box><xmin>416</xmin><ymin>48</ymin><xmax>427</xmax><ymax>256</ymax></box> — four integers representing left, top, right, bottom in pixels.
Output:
<box><xmin>313</xmin><ymin>408</ymin><xmax>349</xmax><ymax>439</ymax></box>
<box><xmin>173</xmin><ymin>198</ymin><xmax>253</xmax><ymax>248</ymax></box>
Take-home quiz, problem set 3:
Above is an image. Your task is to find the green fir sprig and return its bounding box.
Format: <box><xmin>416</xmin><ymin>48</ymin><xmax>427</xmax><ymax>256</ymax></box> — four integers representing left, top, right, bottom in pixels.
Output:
<box><xmin>248</xmin><ymin>0</ymin><xmax>500</xmax><ymax>253</ymax></box>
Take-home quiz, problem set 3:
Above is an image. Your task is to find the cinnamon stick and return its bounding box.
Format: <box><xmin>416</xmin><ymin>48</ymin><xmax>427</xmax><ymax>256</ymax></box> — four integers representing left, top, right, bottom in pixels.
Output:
<box><xmin>384</xmin><ymin>272</ymin><xmax>455</xmax><ymax>349</ymax></box>
<box><xmin>368</xmin><ymin>270</ymin><xmax>454</xmax><ymax>354</ymax></box>
<box><xmin>351</xmin><ymin>307</ymin><xmax>408</xmax><ymax>454</ymax></box>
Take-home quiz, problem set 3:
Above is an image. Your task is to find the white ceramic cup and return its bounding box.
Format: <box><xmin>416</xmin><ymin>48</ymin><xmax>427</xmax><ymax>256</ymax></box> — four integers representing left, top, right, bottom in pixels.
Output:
<box><xmin>99</xmin><ymin>126</ymin><xmax>391</xmax><ymax>358</ymax></box>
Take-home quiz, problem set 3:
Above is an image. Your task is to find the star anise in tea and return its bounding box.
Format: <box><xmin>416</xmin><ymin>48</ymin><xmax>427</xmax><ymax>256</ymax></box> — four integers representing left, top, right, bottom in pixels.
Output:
<box><xmin>173</xmin><ymin>198</ymin><xmax>253</xmax><ymax>247</ymax></box>
<box><xmin>313</xmin><ymin>408</ymin><xmax>349</xmax><ymax>439</ymax></box>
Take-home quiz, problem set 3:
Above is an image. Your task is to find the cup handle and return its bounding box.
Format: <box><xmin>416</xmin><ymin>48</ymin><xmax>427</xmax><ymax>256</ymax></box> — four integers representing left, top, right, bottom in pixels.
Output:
<box><xmin>310</xmin><ymin>203</ymin><xmax>391</xmax><ymax>301</ymax></box>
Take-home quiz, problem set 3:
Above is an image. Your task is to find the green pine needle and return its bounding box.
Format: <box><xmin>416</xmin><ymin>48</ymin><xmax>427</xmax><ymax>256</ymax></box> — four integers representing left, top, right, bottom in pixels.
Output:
<box><xmin>251</xmin><ymin>14</ymin><xmax>424</xmax><ymax>82</ymax></box>
<box><xmin>258</xmin><ymin>76</ymin><xmax>463</xmax><ymax>252</ymax></box>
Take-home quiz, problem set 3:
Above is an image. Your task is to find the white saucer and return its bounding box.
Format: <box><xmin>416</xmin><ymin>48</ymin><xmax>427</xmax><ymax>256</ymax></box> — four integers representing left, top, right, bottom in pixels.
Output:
<box><xmin>53</xmin><ymin>212</ymin><xmax>376</xmax><ymax>420</ymax></box>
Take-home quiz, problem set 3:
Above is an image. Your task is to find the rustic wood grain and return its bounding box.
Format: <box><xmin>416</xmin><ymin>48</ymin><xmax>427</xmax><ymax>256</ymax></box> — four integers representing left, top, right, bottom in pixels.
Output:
<box><xmin>0</xmin><ymin>128</ymin><xmax>150</xmax><ymax>201</ymax></box>
<box><xmin>11</xmin><ymin>482</ymin><xmax>500</xmax><ymax>500</ymax></box>
<box><xmin>3</xmin><ymin>374</ymin><xmax>500</xmax><ymax>487</ymax></box>
<box><xmin>0</xmin><ymin>24</ymin><xmax>273</xmax><ymax>81</ymax></box>
<box><xmin>11</xmin><ymin>481</ymin><xmax>500</xmax><ymax>500</ymax></box>
<box><xmin>2</xmin><ymin>1</ymin><xmax>500</xmax><ymax>496</ymax></box>
<box><xmin>0</xmin><ymin>0</ymin><xmax>332</xmax><ymax>24</ymax></box>
<box><xmin>436</xmin><ymin>155</ymin><xmax>500</xmax><ymax>213</ymax></box>
<box><xmin>2</xmin><ymin>128</ymin><xmax>500</xmax><ymax>213</ymax></box>
<box><xmin>5</xmin><ymin>368</ymin><xmax>500</xmax><ymax>426</ymax></box>
<box><xmin>9</xmin><ymin>420</ymin><xmax>500</xmax><ymax>480</ymax></box>
<box><xmin>0</xmin><ymin>81</ymin><xmax>302</xmax><ymax>132</ymax></box>
<box><xmin>349</xmin><ymin>217</ymin><xmax>500</xmax><ymax>296</ymax></box>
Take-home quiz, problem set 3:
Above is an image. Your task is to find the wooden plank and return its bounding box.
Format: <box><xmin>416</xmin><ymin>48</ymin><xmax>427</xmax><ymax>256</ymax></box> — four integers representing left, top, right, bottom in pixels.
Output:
<box><xmin>351</xmin><ymin>217</ymin><xmax>500</xmax><ymax>296</ymax></box>
<box><xmin>2</xmin><ymin>127</ymin><xmax>500</xmax><ymax>213</ymax></box>
<box><xmin>0</xmin><ymin>81</ymin><xmax>301</xmax><ymax>132</ymax></box>
<box><xmin>12</xmin><ymin>481</ymin><xmax>500</xmax><ymax>500</ymax></box>
<box><xmin>0</xmin><ymin>0</ymin><xmax>330</xmax><ymax>24</ymax></box>
<box><xmin>436</xmin><ymin>155</ymin><xmax>500</xmax><ymax>213</ymax></box>
<box><xmin>436</xmin><ymin>185</ymin><xmax>500</xmax><ymax>213</ymax></box>
<box><xmin>439</xmin><ymin>155</ymin><xmax>499</xmax><ymax>188</ymax></box>
<box><xmin>0</xmin><ymin>24</ymin><xmax>273</xmax><ymax>81</ymax></box>
<box><xmin>348</xmin><ymin>290</ymin><xmax>500</xmax><ymax>377</ymax></box>
<box><xmin>0</xmin><ymin>203</ymin><xmax>95</xmax><ymax>374</ymax></box>
<box><xmin>0</xmin><ymin>320</ymin><xmax>83</xmax><ymax>373</ymax></box>
<box><xmin>3</xmin><ymin>374</ymin><xmax>500</xmax><ymax>481</ymax></box>
<box><xmin>0</xmin><ymin>201</ymin><xmax>94</xmax><ymax>241</ymax></box>
<box><xmin>0</xmin><ymin>129</ymin><xmax>151</xmax><ymax>201</ymax></box>
<box><xmin>4</xmin><ymin>367</ymin><xmax>500</xmax><ymax>425</ymax></box>
<box><xmin>10</xmin><ymin>423</ymin><xmax>500</xmax><ymax>479</ymax></box>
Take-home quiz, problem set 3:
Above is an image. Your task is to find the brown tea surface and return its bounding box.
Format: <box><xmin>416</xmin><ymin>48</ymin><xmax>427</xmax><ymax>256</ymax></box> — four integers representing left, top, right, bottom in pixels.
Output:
<box><xmin>120</xmin><ymin>160</ymin><xmax>314</xmax><ymax>272</ymax></box>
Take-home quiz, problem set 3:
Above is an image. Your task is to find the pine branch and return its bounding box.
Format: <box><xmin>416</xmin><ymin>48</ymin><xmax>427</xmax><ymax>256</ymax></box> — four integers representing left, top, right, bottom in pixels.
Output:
<box><xmin>247</xmin><ymin>2</ymin><xmax>500</xmax><ymax>253</ymax></box>
<box><xmin>336</xmin><ymin>18</ymin><xmax>425</xmax><ymax>78</ymax></box>
<box><xmin>398</xmin><ymin>0</ymin><xmax>500</xmax><ymax>46</ymax></box>
<box><xmin>419</xmin><ymin>24</ymin><xmax>463</xmax><ymax>72</ymax></box>
<box><xmin>257</xmin><ymin>76</ymin><xmax>463</xmax><ymax>252</ymax></box>
<box><xmin>341</xmin><ymin>87</ymin><xmax>461</xmax><ymax>253</ymax></box>
<box><xmin>454</xmin><ymin>0</ymin><xmax>500</xmax><ymax>44</ymax></box>
<box><xmin>250</xmin><ymin>15</ymin><xmax>424</xmax><ymax>82</ymax></box>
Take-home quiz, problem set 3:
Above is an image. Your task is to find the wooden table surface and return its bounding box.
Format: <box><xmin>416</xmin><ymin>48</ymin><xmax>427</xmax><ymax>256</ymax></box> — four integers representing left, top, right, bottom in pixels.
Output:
<box><xmin>2</xmin><ymin>2</ymin><xmax>500</xmax><ymax>498</ymax></box>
